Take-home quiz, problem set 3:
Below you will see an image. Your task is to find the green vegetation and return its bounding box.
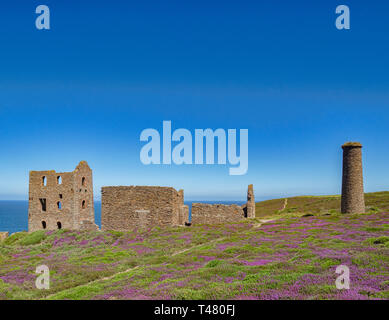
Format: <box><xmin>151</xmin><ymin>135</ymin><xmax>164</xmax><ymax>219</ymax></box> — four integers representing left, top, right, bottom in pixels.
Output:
<box><xmin>0</xmin><ymin>191</ymin><xmax>388</xmax><ymax>300</ymax></box>
<box><xmin>20</xmin><ymin>231</ymin><xmax>47</xmax><ymax>246</ymax></box>
<box><xmin>256</xmin><ymin>191</ymin><xmax>389</xmax><ymax>218</ymax></box>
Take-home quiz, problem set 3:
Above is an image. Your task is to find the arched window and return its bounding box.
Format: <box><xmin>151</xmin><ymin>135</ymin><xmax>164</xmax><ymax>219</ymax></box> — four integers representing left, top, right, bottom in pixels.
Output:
<box><xmin>82</xmin><ymin>200</ymin><xmax>86</xmax><ymax>209</ymax></box>
<box><xmin>42</xmin><ymin>176</ymin><xmax>47</xmax><ymax>186</ymax></box>
<box><xmin>39</xmin><ymin>198</ymin><xmax>47</xmax><ymax>212</ymax></box>
<box><xmin>57</xmin><ymin>201</ymin><xmax>62</xmax><ymax>210</ymax></box>
<box><xmin>57</xmin><ymin>222</ymin><xmax>62</xmax><ymax>229</ymax></box>
<box><xmin>42</xmin><ymin>221</ymin><xmax>47</xmax><ymax>229</ymax></box>
<box><xmin>57</xmin><ymin>176</ymin><xmax>62</xmax><ymax>184</ymax></box>
<box><xmin>81</xmin><ymin>177</ymin><xmax>86</xmax><ymax>186</ymax></box>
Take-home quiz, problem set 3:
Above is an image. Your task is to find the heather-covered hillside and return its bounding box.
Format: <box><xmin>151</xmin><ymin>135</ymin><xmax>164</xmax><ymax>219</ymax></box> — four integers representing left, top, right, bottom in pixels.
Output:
<box><xmin>0</xmin><ymin>193</ymin><xmax>388</xmax><ymax>300</ymax></box>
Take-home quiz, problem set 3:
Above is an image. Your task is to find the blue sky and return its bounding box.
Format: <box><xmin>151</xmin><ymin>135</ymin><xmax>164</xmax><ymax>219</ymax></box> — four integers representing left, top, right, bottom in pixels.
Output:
<box><xmin>0</xmin><ymin>0</ymin><xmax>388</xmax><ymax>200</ymax></box>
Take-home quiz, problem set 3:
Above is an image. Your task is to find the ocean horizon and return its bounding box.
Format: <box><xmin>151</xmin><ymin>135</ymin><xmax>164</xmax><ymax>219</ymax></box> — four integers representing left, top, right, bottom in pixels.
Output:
<box><xmin>0</xmin><ymin>200</ymin><xmax>247</xmax><ymax>234</ymax></box>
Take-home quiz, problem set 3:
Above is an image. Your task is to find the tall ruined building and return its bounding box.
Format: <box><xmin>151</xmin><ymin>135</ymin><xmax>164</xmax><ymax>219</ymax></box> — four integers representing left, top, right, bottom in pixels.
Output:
<box><xmin>341</xmin><ymin>142</ymin><xmax>365</xmax><ymax>214</ymax></box>
<box><xmin>28</xmin><ymin>161</ymin><xmax>96</xmax><ymax>232</ymax></box>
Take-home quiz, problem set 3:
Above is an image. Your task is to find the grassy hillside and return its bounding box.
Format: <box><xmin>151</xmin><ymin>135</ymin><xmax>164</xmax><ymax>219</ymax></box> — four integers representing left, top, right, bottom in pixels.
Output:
<box><xmin>0</xmin><ymin>192</ymin><xmax>388</xmax><ymax>300</ymax></box>
<box><xmin>256</xmin><ymin>192</ymin><xmax>389</xmax><ymax>218</ymax></box>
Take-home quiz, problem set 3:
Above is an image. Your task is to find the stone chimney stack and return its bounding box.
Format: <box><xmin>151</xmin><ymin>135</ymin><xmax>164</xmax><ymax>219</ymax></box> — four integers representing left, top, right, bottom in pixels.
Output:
<box><xmin>246</xmin><ymin>184</ymin><xmax>256</xmax><ymax>218</ymax></box>
<box><xmin>341</xmin><ymin>142</ymin><xmax>365</xmax><ymax>213</ymax></box>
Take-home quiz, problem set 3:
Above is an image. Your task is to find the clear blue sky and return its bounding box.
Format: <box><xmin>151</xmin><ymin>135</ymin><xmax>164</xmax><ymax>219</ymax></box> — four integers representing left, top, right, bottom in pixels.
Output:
<box><xmin>0</xmin><ymin>0</ymin><xmax>388</xmax><ymax>200</ymax></box>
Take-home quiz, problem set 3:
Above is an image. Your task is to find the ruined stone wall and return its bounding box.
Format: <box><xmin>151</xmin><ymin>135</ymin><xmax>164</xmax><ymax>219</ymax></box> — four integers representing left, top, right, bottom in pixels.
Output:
<box><xmin>172</xmin><ymin>189</ymin><xmax>188</xmax><ymax>226</ymax></box>
<box><xmin>246</xmin><ymin>184</ymin><xmax>256</xmax><ymax>218</ymax></box>
<box><xmin>191</xmin><ymin>203</ymin><xmax>244</xmax><ymax>225</ymax></box>
<box><xmin>80</xmin><ymin>220</ymin><xmax>99</xmax><ymax>231</ymax></box>
<box><xmin>190</xmin><ymin>185</ymin><xmax>255</xmax><ymax>225</ymax></box>
<box><xmin>0</xmin><ymin>232</ymin><xmax>8</xmax><ymax>242</ymax></box>
<box><xmin>171</xmin><ymin>189</ymin><xmax>183</xmax><ymax>226</ymax></box>
<box><xmin>28</xmin><ymin>161</ymin><xmax>95</xmax><ymax>232</ymax></box>
<box><xmin>341</xmin><ymin>142</ymin><xmax>365</xmax><ymax>213</ymax></box>
<box><xmin>73</xmin><ymin>161</ymin><xmax>95</xmax><ymax>227</ymax></box>
<box><xmin>179</xmin><ymin>205</ymin><xmax>189</xmax><ymax>225</ymax></box>
<box><xmin>101</xmin><ymin>186</ymin><xmax>187</xmax><ymax>231</ymax></box>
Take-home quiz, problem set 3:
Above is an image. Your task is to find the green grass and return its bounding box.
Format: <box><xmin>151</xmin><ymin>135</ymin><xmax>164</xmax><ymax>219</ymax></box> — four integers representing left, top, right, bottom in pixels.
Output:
<box><xmin>0</xmin><ymin>191</ymin><xmax>388</xmax><ymax>300</ymax></box>
<box><xmin>256</xmin><ymin>191</ymin><xmax>389</xmax><ymax>218</ymax></box>
<box><xmin>19</xmin><ymin>231</ymin><xmax>47</xmax><ymax>246</ymax></box>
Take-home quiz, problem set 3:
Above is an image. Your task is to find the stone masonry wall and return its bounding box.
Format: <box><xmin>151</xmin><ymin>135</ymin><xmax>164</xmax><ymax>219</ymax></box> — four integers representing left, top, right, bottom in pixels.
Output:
<box><xmin>191</xmin><ymin>185</ymin><xmax>255</xmax><ymax>225</ymax></box>
<box><xmin>179</xmin><ymin>205</ymin><xmax>189</xmax><ymax>225</ymax></box>
<box><xmin>28</xmin><ymin>161</ymin><xmax>95</xmax><ymax>232</ymax></box>
<box><xmin>73</xmin><ymin>161</ymin><xmax>95</xmax><ymax>227</ymax></box>
<box><xmin>101</xmin><ymin>186</ymin><xmax>187</xmax><ymax>231</ymax></box>
<box><xmin>341</xmin><ymin>142</ymin><xmax>365</xmax><ymax>213</ymax></box>
<box><xmin>191</xmin><ymin>203</ymin><xmax>244</xmax><ymax>225</ymax></box>
<box><xmin>171</xmin><ymin>189</ymin><xmax>185</xmax><ymax>226</ymax></box>
<box><xmin>246</xmin><ymin>184</ymin><xmax>256</xmax><ymax>218</ymax></box>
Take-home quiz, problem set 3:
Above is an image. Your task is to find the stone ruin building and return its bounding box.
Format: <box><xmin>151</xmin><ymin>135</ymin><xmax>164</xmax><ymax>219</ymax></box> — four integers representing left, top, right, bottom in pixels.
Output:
<box><xmin>341</xmin><ymin>142</ymin><xmax>365</xmax><ymax>214</ymax></box>
<box><xmin>25</xmin><ymin>140</ymin><xmax>368</xmax><ymax>234</ymax></box>
<box><xmin>101</xmin><ymin>184</ymin><xmax>255</xmax><ymax>231</ymax></box>
<box><xmin>27</xmin><ymin>159</ymin><xmax>256</xmax><ymax>233</ymax></box>
<box><xmin>191</xmin><ymin>184</ymin><xmax>255</xmax><ymax>224</ymax></box>
<box><xmin>101</xmin><ymin>186</ymin><xmax>189</xmax><ymax>231</ymax></box>
<box><xmin>28</xmin><ymin>161</ymin><xmax>98</xmax><ymax>232</ymax></box>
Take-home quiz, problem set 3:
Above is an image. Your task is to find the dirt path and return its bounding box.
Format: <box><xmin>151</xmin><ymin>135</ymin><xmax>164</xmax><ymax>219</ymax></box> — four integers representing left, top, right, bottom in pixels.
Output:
<box><xmin>253</xmin><ymin>219</ymin><xmax>275</xmax><ymax>229</ymax></box>
<box><xmin>170</xmin><ymin>237</ymin><xmax>227</xmax><ymax>256</ymax></box>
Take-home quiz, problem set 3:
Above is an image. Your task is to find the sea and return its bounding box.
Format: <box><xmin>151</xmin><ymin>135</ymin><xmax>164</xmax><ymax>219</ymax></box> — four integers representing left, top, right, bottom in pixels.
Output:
<box><xmin>0</xmin><ymin>200</ymin><xmax>246</xmax><ymax>234</ymax></box>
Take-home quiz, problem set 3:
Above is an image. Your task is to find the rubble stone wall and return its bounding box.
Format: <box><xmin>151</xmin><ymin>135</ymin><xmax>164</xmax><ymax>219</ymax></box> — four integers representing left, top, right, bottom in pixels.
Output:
<box><xmin>101</xmin><ymin>186</ymin><xmax>187</xmax><ymax>231</ymax></box>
